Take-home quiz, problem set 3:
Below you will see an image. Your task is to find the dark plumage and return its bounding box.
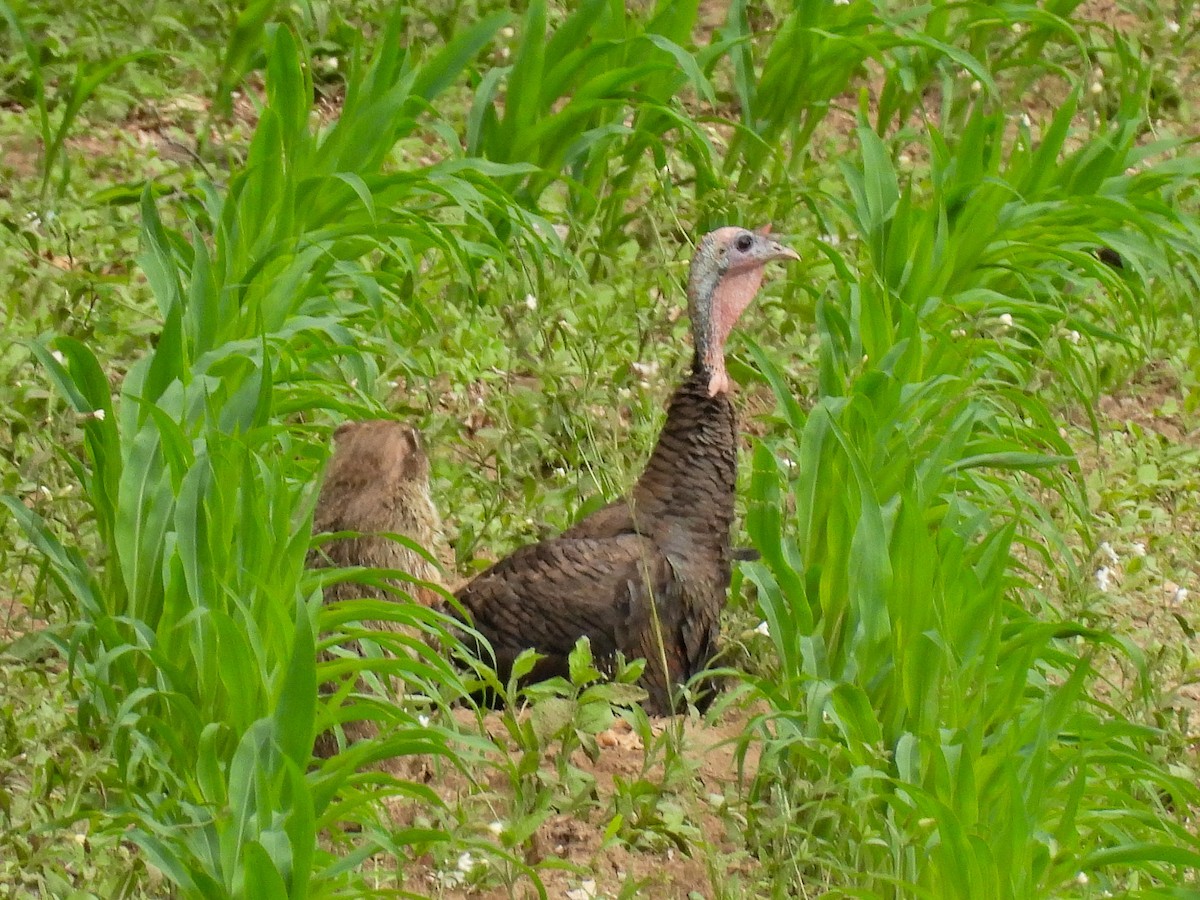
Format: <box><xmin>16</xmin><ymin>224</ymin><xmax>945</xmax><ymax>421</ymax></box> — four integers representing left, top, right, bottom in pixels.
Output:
<box><xmin>456</xmin><ymin>227</ymin><xmax>798</xmax><ymax>714</ymax></box>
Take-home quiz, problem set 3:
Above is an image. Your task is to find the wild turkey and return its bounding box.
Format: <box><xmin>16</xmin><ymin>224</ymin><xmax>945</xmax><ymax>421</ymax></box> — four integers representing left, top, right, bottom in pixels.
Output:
<box><xmin>308</xmin><ymin>419</ymin><xmax>446</xmax><ymax>756</ymax></box>
<box><xmin>455</xmin><ymin>226</ymin><xmax>798</xmax><ymax>714</ymax></box>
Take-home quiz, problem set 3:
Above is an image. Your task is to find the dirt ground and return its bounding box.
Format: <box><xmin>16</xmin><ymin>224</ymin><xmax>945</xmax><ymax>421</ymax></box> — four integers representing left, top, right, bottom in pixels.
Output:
<box><xmin>384</xmin><ymin>707</ymin><xmax>763</xmax><ymax>899</ymax></box>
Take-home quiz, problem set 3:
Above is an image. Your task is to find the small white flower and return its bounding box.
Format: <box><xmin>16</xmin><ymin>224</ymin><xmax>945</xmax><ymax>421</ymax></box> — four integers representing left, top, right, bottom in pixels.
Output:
<box><xmin>1090</xmin><ymin>81</ymin><xmax>1103</xmax><ymax>96</ymax></box>
<box><xmin>38</xmin><ymin>485</ymin><xmax>52</xmax><ymax>499</ymax></box>
<box><xmin>86</xmin><ymin>408</ymin><xmax>106</xmax><ymax>421</ymax></box>
<box><xmin>328</xmin><ymin>57</ymin><xmax>339</xmax><ymax>71</ymax></box>
<box><xmin>1174</xmin><ymin>587</ymin><xmax>1189</xmax><ymax>604</ymax></box>
<box><xmin>1011</xmin><ymin>22</ymin><xmax>1024</xmax><ymax>34</ymax></box>
<box><xmin>1131</xmin><ymin>542</ymin><xmax>1146</xmax><ymax>557</ymax></box>
<box><xmin>951</xmin><ymin>328</ymin><xmax>966</xmax><ymax>339</ymax></box>
<box><xmin>51</xmin><ymin>350</ymin><xmax>65</xmax><ymax>365</ymax></box>
<box><xmin>1019</xmin><ymin>112</ymin><xmax>1032</xmax><ymax>128</ymax></box>
<box><xmin>500</xmin><ymin>26</ymin><xmax>515</xmax><ymax>38</ymax></box>
<box><xmin>417</xmin><ymin>714</ymin><xmax>430</xmax><ymax>728</ymax></box>
<box><xmin>754</xmin><ymin>621</ymin><xmax>770</xmax><ymax>637</ymax></box>
<box><xmin>553</xmin><ymin>467</ymin><xmax>566</xmax><ymax>478</ymax></box>
<box><xmin>488</xmin><ymin>820</ymin><xmax>504</xmax><ymax>836</ymax></box>
<box><xmin>820</xmin><ymin>232</ymin><xmax>840</xmax><ymax>247</ymax></box>
<box><xmin>1076</xmin><ymin>872</ymin><xmax>1089</xmax><ymax>885</ymax></box>
<box><xmin>456</xmin><ymin>851</ymin><xmax>482</xmax><ymax>874</ymax></box>
<box><xmin>523</xmin><ymin>293</ymin><xmax>537</xmax><ymax>311</ymax></box>
<box><xmin>1099</xmin><ymin>541</ymin><xmax>1119</xmax><ymax>565</ymax></box>
<box><xmin>1095</xmin><ymin>567</ymin><xmax>1111</xmax><ymax>592</ymax></box>
<box><xmin>1068</xmin><ymin>330</ymin><xmax>1081</xmax><ymax>344</ymax></box>
<box><xmin>1166</xmin><ymin>19</ymin><xmax>1180</xmax><ymax>34</ymax></box>
<box><xmin>565</xmin><ymin>880</ymin><xmax>599</xmax><ymax>900</ymax></box>
<box><xmin>833</xmin><ymin>0</ymin><xmax>850</xmax><ymax>5</ymax></box>
<box><xmin>898</xmin><ymin>153</ymin><xmax>913</xmax><ymax>169</ymax></box>
<box><xmin>998</xmin><ymin>313</ymin><xmax>1014</xmax><ymax>328</ymax></box>
<box><xmin>970</xmin><ymin>79</ymin><xmax>983</xmax><ymax>95</ymax></box>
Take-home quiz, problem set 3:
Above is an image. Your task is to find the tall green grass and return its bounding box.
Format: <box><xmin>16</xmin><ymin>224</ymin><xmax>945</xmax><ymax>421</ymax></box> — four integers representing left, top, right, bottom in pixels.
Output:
<box><xmin>739</xmin><ymin>100</ymin><xmax>1200</xmax><ymax>898</ymax></box>
<box><xmin>1</xmin><ymin>12</ymin><xmax>549</xmax><ymax>895</ymax></box>
<box><xmin>465</xmin><ymin>0</ymin><xmax>727</xmax><ymax>255</ymax></box>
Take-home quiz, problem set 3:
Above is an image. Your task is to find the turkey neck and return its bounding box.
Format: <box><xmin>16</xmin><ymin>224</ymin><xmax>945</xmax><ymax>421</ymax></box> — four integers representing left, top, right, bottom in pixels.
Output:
<box><xmin>629</xmin><ymin>363</ymin><xmax>738</xmax><ymax>548</ymax></box>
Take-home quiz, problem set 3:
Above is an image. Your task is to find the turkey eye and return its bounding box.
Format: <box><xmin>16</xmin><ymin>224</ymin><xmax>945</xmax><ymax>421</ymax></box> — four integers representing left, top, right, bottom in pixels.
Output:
<box><xmin>734</xmin><ymin>233</ymin><xmax>753</xmax><ymax>252</ymax></box>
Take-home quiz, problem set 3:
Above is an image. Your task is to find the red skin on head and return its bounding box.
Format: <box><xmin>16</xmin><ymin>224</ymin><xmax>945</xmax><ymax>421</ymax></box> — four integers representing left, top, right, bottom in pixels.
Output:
<box><xmin>707</xmin><ymin>266</ymin><xmax>766</xmax><ymax>395</ymax></box>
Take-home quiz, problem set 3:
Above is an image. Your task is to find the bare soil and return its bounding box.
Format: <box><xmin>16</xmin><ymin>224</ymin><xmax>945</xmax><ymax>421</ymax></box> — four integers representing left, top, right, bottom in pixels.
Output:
<box><xmin>387</xmin><ymin>707</ymin><xmax>763</xmax><ymax>898</ymax></box>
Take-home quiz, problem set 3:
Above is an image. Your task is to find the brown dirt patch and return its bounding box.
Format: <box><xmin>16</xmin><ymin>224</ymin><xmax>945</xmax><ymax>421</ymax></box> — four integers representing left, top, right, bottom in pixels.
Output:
<box><xmin>1078</xmin><ymin>0</ymin><xmax>1144</xmax><ymax>36</ymax></box>
<box><xmin>1095</xmin><ymin>364</ymin><xmax>1194</xmax><ymax>444</ymax></box>
<box><xmin>387</xmin><ymin>706</ymin><xmax>763</xmax><ymax>898</ymax></box>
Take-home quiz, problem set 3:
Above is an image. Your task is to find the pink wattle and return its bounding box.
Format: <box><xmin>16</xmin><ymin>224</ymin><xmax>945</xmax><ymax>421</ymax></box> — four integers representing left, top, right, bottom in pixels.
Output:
<box><xmin>704</xmin><ymin>266</ymin><xmax>765</xmax><ymax>395</ymax></box>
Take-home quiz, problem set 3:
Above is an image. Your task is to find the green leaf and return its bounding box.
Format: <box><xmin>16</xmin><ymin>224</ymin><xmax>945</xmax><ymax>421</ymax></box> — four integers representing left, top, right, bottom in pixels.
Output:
<box><xmin>216</xmin><ymin>0</ymin><xmax>279</xmax><ymax>115</ymax></box>
<box><xmin>530</xmin><ymin>697</ymin><xmax>576</xmax><ymax>745</ymax></box>
<box><xmin>568</xmin><ymin>635</ymin><xmax>602</xmax><ymax>685</ymax></box>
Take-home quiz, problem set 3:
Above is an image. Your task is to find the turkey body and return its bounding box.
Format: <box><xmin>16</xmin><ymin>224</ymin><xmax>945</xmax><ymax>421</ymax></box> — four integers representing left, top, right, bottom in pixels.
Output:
<box><xmin>454</xmin><ymin>225</ymin><xmax>797</xmax><ymax>715</ymax></box>
<box><xmin>455</xmin><ymin>366</ymin><xmax>736</xmax><ymax>714</ymax></box>
<box><xmin>308</xmin><ymin>420</ymin><xmax>446</xmax><ymax>757</ymax></box>
<box><xmin>309</xmin><ymin>420</ymin><xmax>445</xmax><ymax>611</ymax></box>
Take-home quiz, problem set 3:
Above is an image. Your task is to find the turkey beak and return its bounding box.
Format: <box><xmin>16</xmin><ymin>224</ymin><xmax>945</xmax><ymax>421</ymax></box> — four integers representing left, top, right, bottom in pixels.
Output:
<box><xmin>767</xmin><ymin>240</ymin><xmax>800</xmax><ymax>263</ymax></box>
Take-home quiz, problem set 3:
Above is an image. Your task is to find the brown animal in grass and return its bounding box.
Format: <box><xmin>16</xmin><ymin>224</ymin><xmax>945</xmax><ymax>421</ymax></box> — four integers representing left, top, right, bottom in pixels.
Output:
<box><xmin>308</xmin><ymin>419</ymin><xmax>445</xmax><ymax>757</ymax></box>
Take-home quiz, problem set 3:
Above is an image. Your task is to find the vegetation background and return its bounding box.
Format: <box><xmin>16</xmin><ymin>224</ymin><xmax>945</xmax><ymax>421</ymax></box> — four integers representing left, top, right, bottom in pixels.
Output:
<box><xmin>0</xmin><ymin>0</ymin><xmax>1198</xmax><ymax>897</ymax></box>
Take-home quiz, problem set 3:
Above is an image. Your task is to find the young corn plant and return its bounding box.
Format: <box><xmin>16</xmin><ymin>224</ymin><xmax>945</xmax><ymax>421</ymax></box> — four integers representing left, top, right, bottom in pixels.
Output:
<box><xmin>467</xmin><ymin>0</ymin><xmax>727</xmax><ymax>255</ymax></box>
<box><xmin>738</xmin><ymin>107</ymin><xmax>1200</xmax><ymax>896</ymax></box>
<box><xmin>720</xmin><ymin>0</ymin><xmax>1096</xmax><ymax>188</ymax></box>
<box><xmin>1</xmin><ymin>13</ymin><xmax>555</xmax><ymax>897</ymax></box>
<box><xmin>0</xmin><ymin>0</ymin><xmax>161</xmax><ymax>200</ymax></box>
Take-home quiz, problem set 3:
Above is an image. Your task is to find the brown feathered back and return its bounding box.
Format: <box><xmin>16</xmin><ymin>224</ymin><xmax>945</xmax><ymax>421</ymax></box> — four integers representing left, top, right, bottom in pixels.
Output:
<box><xmin>309</xmin><ymin>420</ymin><xmax>445</xmax><ymax>756</ymax></box>
<box><xmin>310</xmin><ymin>420</ymin><xmax>443</xmax><ymax>608</ymax></box>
